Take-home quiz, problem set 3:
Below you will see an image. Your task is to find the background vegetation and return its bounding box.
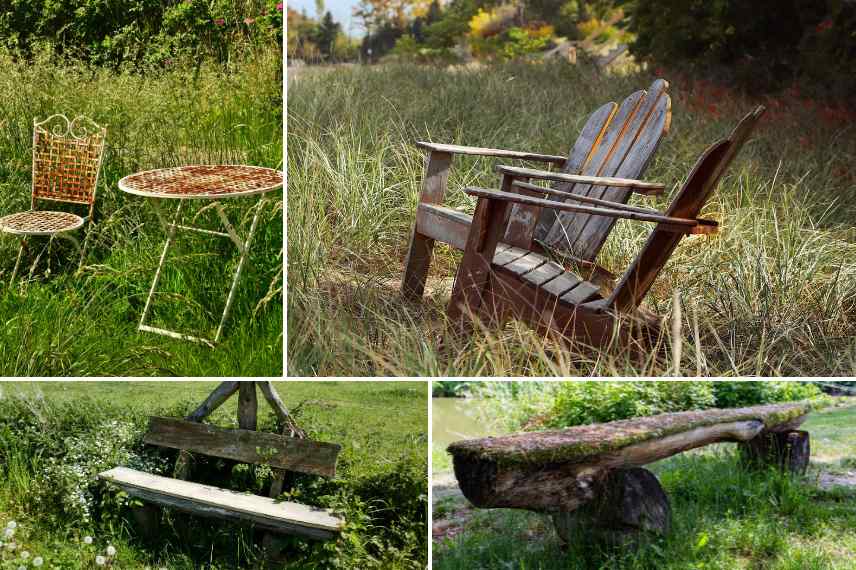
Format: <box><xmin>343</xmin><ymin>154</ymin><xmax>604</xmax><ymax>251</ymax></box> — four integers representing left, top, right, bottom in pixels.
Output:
<box><xmin>0</xmin><ymin>1</ymin><xmax>283</xmax><ymax>376</ymax></box>
<box><xmin>287</xmin><ymin>61</ymin><xmax>856</xmax><ymax>376</ymax></box>
<box><xmin>0</xmin><ymin>381</ymin><xmax>428</xmax><ymax>569</ymax></box>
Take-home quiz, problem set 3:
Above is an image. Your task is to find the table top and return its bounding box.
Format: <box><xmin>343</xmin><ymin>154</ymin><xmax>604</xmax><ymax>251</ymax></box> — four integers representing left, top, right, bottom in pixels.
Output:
<box><xmin>118</xmin><ymin>165</ymin><xmax>283</xmax><ymax>200</ymax></box>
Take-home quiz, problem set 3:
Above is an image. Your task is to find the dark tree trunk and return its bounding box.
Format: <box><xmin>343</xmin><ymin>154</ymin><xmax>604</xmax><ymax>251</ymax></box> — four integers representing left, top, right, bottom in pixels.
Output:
<box><xmin>740</xmin><ymin>430</ymin><xmax>810</xmax><ymax>475</ymax></box>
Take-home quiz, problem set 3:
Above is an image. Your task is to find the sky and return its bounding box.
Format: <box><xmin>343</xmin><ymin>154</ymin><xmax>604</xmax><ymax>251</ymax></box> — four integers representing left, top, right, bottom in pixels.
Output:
<box><xmin>288</xmin><ymin>0</ymin><xmax>364</xmax><ymax>37</ymax></box>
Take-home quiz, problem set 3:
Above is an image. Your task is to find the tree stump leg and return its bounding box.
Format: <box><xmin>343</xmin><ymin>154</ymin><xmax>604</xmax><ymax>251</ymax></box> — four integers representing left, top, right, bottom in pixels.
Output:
<box><xmin>740</xmin><ymin>430</ymin><xmax>810</xmax><ymax>475</ymax></box>
<box><xmin>552</xmin><ymin>467</ymin><xmax>671</xmax><ymax>548</ymax></box>
<box><xmin>131</xmin><ymin>503</ymin><xmax>161</xmax><ymax>541</ymax></box>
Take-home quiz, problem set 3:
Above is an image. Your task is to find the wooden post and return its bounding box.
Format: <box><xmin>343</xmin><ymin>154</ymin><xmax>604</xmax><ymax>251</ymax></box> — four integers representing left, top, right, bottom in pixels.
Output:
<box><xmin>401</xmin><ymin>150</ymin><xmax>452</xmax><ymax>300</ymax></box>
<box><xmin>238</xmin><ymin>382</ymin><xmax>258</xmax><ymax>431</ymax></box>
<box><xmin>740</xmin><ymin>430</ymin><xmax>810</xmax><ymax>475</ymax></box>
<box><xmin>552</xmin><ymin>468</ymin><xmax>671</xmax><ymax>548</ymax></box>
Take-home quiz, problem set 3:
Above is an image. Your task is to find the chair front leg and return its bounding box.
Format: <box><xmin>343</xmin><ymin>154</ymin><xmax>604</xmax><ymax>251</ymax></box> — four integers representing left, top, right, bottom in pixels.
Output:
<box><xmin>446</xmin><ymin>196</ymin><xmax>511</xmax><ymax>331</ymax></box>
<box><xmin>402</xmin><ymin>150</ymin><xmax>452</xmax><ymax>301</ymax></box>
<box><xmin>9</xmin><ymin>238</ymin><xmax>27</xmax><ymax>284</ymax></box>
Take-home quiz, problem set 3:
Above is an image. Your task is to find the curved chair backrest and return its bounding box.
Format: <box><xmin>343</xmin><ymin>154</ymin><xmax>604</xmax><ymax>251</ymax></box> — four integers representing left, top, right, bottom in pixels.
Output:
<box><xmin>608</xmin><ymin>106</ymin><xmax>766</xmax><ymax>312</ymax></box>
<box><xmin>32</xmin><ymin>114</ymin><xmax>107</xmax><ymax>209</ymax></box>
<box><xmin>534</xmin><ymin>79</ymin><xmax>671</xmax><ymax>262</ymax></box>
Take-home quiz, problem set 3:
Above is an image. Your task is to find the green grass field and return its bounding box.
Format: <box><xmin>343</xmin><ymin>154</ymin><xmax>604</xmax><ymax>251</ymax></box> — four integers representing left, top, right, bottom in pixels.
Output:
<box><xmin>433</xmin><ymin>401</ymin><xmax>856</xmax><ymax>570</ymax></box>
<box><xmin>287</xmin><ymin>62</ymin><xmax>856</xmax><ymax>376</ymax></box>
<box><xmin>0</xmin><ymin>381</ymin><xmax>428</xmax><ymax>568</ymax></box>
<box><xmin>0</xmin><ymin>49</ymin><xmax>283</xmax><ymax>376</ymax></box>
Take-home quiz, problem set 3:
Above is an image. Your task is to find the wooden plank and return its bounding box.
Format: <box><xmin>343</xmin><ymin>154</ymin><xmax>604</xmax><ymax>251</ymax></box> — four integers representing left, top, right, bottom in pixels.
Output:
<box><xmin>402</xmin><ymin>150</ymin><xmax>452</xmax><ymax>300</ymax></box>
<box><xmin>144</xmin><ymin>417</ymin><xmax>340</xmax><ymax>477</ymax></box>
<box><xmin>504</xmin><ymin>176</ymin><xmax>543</xmax><ymax>249</ymax></box>
<box><xmin>496</xmin><ymin>165</ymin><xmax>665</xmax><ymax>193</ymax></box>
<box><xmin>187</xmin><ymin>381</ymin><xmax>240</xmax><ymax>422</ymax></box>
<box><xmin>415</xmin><ymin>142</ymin><xmax>566</xmax><ymax>165</ymax></box>
<box><xmin>521</xmin><ymin>260</ymin><xmax>564</xmax><ymax>287</ymax></box>
<box><xmin>258</xmin><ymin>381</ymin><xmax>306</xmax><ymax>439</ymax></box>
<box><xmin>515</xmin><ymin>181</ymin><xmax>662</xmax><ymax>216</ymax></box>
<box><xmin>610</xmin><ymin>107</ymin><xmax>764</xmax><ymax>312</ymax></box>
<box><xmin>540</xmin><ymin>272</ymin><xmax>581</xmax><ymax>299</ymax></box>
<box><xmin>99</xmin><ymin>467</ymin><xmax>343</xmax><ymax>539</ymax></box>
<box><xmin>238</xmin><ymin>382</ymin><xmax>258</xmax><ymax>431</ymax></box>
<box><xmin>503</xmin><ymin>252</ymin><xmax>548</xmax><ymax>276</ymax></box>
<box><xmin>492</xmin><ymin>245</ymin><xmax>530</xmax><ymax>267</ymax></box>
<box><xmin>415</xmin><ymin>203</ymin><xmax>471</xmax><ymax>251</ymax></box>
<box><xmin>560</xmin><ymin>281</ymin><xmax>602</xmax><ymax>305</ymax></box>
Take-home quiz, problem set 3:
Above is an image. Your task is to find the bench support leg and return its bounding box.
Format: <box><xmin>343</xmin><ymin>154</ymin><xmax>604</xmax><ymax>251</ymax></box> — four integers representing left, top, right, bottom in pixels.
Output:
<box><xmin>740</xmin><ymin>430</ymin><xmax>810</xmax><ymax>475</ymax></box>
<box><xmin>131</xmin><ymin>503</ymin><xmax>161</xmax><ymax>541</ymax></box>
<box><xmin>552</xmin><ymin>467</ymin><xmax>671</xmax><ymax>548</ymax></box>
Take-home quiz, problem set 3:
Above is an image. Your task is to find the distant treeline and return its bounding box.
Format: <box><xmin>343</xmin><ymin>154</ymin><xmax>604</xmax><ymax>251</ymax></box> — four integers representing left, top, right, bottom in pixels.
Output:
<box><xmin>0</xmin><ymin>0</ymin><xmax>283</xmax><ymax>68</ymax></box>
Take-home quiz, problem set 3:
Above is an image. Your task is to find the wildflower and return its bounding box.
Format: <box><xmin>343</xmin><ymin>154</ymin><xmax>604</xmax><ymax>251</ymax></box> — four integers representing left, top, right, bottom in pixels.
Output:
<box><xmin>95</xmin><ymin>555</ymin><xmax>106</xmax><ymax>565</ymax></box>
<box><xmin>33</xmin><ymin>558</ymin><xmax>44</xmax><ymax>567</ymax></box>
<box><xmin>18</xmin><ymin>566</ymin><xmax>25</xmax><ymax>570</ymax></box>
<box><xmin>84</xmin><ymin>536</ymin><xmax>93</xmax><ymax>544</ymax></box>
<box><xmin>244</xmin><ymin>17</ymin><xmax>255</xmax><ymax>24</ymax></box>
<box><xmin>276</xmin><ymin>2</ymin><xmax>283</xmax><ymax>11</ymax></box>
<box><xmin>21</xmin><ymin>550</ymin><xmax>29</xmax><ymax>559</ymax></box>
<box><xmin>6</xmin><ymin>541</ymin><xmax>16</xmax><ymax>550</ymax></box>
<box><xmin>6</xmin><ymin>521</ymin><xmax>16</xmax><ymax>529</ymax></box>
<box><xmin>3</xmin><ymin>528</ymin><xmax>14</xmax><ymax>538</ymax></box>
<box><xmin>214</xmin><ymin>18</ymin><xmax>225</xmax><ymax>26</ymax></box>
<box><xmin>816</xmin><ymin>18</ymin><xmax>833</xmax><ymax>33</ymax></box>
<box><xmin>106</xmin><ymin>545</ymin><xmax>116</xmax><ymax>556</ymax></box>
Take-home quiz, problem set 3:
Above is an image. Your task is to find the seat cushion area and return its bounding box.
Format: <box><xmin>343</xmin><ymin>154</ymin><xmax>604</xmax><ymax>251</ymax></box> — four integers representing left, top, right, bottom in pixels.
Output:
<box><xmin>0</xmin><ymin>210</ymin><xmax>84</xmax><ymax>235</ymax></box>
<box><xmin>492</xmin><ymin>245</ymin><xmax>603</xmax><ymax>305</ymax></box>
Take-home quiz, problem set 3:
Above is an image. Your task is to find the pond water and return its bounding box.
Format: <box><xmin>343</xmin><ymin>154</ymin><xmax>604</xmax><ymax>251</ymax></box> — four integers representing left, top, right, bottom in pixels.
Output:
<box><xmin>432</xmin><ymin>397</ymin><xmax>492</xmax><ymax>448</ymax></box>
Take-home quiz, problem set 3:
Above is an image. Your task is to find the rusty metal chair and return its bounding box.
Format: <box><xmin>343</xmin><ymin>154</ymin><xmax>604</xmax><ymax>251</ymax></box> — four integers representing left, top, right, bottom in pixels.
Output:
<box><xmin>0</xmin><ymin>114</ymin><xmax>107</xmax><ymax>284</ymax></box>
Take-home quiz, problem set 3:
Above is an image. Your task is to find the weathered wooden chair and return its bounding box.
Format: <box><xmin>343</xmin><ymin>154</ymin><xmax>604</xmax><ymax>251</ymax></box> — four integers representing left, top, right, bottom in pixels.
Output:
<box><xmin>402</xmin><ymin>79</ymin><xmax>671</xmax><ymax>300</ymax></box>
<box><xmin>99</xmin><ymin>382</ymin><xmax>344</xmax><ymax>559</ymax></box>
<box><xmin>446</xmin><ymin>106</ymin><xmax>765</xmax><ymax>346</ymax></box>
<box><xmin>0</xmin><ymin>115</ymin><xmax>106</xmax><ymax>283</ymax></box>
<box><xmin>448</xmin><ymin>401</ymin><xmax>814</xmax><ymax>546</ymax></box>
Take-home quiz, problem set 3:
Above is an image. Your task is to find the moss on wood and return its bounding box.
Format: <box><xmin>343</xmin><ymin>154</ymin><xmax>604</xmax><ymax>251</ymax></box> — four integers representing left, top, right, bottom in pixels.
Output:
<box><xmin>447</xmin><ymin>402</ymin><xmax>818</xmax><ymax>467</ymax></box>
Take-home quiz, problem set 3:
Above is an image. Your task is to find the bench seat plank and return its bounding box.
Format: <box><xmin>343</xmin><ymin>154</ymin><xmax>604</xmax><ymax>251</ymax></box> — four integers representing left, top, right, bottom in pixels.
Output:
<box><xmin>99</xmin><ymin>467</ymin><xmax>343</xmax><ymax>540</ymax></box>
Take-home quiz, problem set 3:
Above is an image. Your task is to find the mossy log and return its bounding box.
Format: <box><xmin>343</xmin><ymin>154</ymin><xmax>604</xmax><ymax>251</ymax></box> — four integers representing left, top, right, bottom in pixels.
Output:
<box><xmin>449</xmin><ymin>403</ymin><xmax>812</xmax><ymax>513</ymax></box>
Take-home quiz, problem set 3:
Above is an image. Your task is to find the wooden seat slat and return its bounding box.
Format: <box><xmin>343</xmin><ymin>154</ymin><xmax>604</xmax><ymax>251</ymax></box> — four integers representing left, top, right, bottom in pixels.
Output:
<box><xmin>521</xmin><ymin>260</ymin><xmax>565</xmax><ymax>287</ymax></box>
<box><xmin>99</xmin><ymin>467</ymin><xmax>343</xmax><ymax>539</ymax></box>
<box><xmin>504</xmin><ymin>253</ymin><xmax>548</xmax><ymax>276</ymax></box>
<box><xmin>559</xmin><ymin>281</ymin><xmax>602</xmax><ymax>305</ymax></box>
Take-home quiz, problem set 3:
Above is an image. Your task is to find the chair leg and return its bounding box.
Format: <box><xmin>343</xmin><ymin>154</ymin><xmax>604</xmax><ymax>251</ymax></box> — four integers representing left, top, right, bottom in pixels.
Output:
<box><xmin>77</xmin><ymin>225</ymin><xmax>91</xmax><ymax>273</ymax></box>
<box><xmin>9</xmin><ymin>239</ymin><xmax>26</xmax><ymax>284</ymax></box>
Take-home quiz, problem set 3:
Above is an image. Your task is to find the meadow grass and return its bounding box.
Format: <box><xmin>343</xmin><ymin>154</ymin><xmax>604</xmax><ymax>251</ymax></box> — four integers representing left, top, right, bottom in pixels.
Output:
<box><xmin>0</xmin><ymin>381</ymin><xmax>428</xmax><ymax>568</ymax></box>
<box><xmin>0</xmin><ymin>48</ymin><xmax>283</xmax><ymax>376</ymax></box>
<box><xmin>287</xmin><ymin>62</ymin><xmax>856</xmax><ymax>376</ymax></box>
<box><xmin>432</xmin><ymin>402</ymin><xmax>856</xmax><ymax>570</ymax></box>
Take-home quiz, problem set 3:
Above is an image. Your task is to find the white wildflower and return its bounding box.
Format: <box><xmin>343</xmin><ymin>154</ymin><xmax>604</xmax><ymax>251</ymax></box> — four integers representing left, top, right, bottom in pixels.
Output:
<box><xmin>21</xmin><ymin>550</ymin><xmax>29</xmax><ymax>559</ymax></box>
<box><xmin>83</xmin><ymin>536</ymin><xmax>93</xmax><ymax>544</ymax></box>
<box><xmin>4</xmin><ymin>528</ymin><xmax>14</xmax><ymax>538</ymax></box>
<box><xmin>106</xmin><ymin>545</ymin><xmax>116</xmax><ymax>556</ymax></box>
<box><xmin>33</xmin><ymin>557</ymin><xmax>44</xmax><ymax>567</ymax></box>
<box><xmin>95</xmin><ymin>555</ymin><xmax>106</xmax><ymax>565</ymax></box>
<box><xmin>6</xmin><ymin>521</ymin><xmax>16</xmax><ymax>529</ymax></box>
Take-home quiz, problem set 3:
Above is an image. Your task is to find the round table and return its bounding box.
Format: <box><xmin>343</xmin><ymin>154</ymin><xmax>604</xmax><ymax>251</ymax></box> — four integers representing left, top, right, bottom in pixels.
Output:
<box><xmin>118</xmin><ymin>165</ymin><xmax>283</xmax><ymax>345</ymax></box>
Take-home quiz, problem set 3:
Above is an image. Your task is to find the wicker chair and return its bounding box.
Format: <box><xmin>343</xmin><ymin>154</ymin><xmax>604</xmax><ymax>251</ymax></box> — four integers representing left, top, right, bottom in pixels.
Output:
<box><xmin>0</xmin><ymin>114</ymin><xmax>107</xmax><ymax>283</ymax></box>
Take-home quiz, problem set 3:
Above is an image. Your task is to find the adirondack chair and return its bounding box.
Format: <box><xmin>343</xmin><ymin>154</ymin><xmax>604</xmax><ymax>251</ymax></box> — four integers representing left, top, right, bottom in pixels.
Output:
<box><xmin>401</xmin><ymin>79</ymin><xmax>672</xmax><ymax>301</ymax></box>
<box><xmin>446</xmin><ymin>106</ymin><xmax>766</xmax><ymax>346</ymax></box>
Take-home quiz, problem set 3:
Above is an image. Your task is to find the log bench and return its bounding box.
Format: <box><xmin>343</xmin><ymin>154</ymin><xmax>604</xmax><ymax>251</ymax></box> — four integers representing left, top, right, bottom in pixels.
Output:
<box><xmin>99</xmin><ymin>388</ymin><xmax>346</xmax><ymax>562</ymax></box>
<box><xmin>447</xmin><ymin>402</ymin><xmax>815</xmax><ymax>546</ymax></box>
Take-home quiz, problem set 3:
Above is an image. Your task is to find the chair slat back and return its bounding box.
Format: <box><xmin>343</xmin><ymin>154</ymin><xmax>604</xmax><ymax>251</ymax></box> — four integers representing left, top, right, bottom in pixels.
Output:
<box><xmin>31</xmin><ymin>114</ymin><xmax>106</xmax><ymax>207</ymax></box>
<box><xmin>608</xmin><ymin>106</ymin><xmax>765</xmax><ymax>312</ymax></box>
<box><xmin>534</xmin><ymin>80</ymin><xmax>671</xmax><ymax>261</ymax></box>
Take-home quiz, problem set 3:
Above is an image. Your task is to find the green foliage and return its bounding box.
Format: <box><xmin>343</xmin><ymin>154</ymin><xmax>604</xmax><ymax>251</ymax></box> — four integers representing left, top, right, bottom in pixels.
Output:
<box><xmin>712</xmin><ymin>381</ymin><xmax>824</xmax><ymax>409</ymax></box>
<box><xmin>0</xmin><ymin>0</ymin><xmax>283</xmax><ymax>68</ymax></box>
<box><xmin>629</xmin><ymin>0</ymin><xmax>856</xmax><ymax>98</ymax></box>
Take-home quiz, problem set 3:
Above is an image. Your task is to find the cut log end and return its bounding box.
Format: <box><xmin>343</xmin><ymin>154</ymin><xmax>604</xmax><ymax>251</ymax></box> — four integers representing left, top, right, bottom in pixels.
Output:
<box><xmin>552</xmin><ymin>467</ymin><xmax>670</xmax><ymax>548</ymax></box>
<box><xmin>740</xmin><ymin>430</ymin><xmax>810</xmax><ymax>475</ymax></box>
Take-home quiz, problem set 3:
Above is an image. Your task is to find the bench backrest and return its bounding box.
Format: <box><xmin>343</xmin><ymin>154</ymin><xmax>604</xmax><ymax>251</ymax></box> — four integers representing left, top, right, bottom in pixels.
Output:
<box><xmin>144</xmin><ymin>416</ymin><xmax>341</xmax><ymax>478</ymax></box>
<box><xmin>534</xmin><ymin>79</ymin><xmax>671</xmax><ymax>262</ymax></box>
<box><xmin>609</xmin><ymin>106</ymin><xmax>765</xmax><ymax>312</ymax></box>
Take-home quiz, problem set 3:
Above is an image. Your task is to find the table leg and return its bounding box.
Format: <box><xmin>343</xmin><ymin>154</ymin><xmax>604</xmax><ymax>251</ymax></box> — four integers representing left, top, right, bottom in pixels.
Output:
<box><xmin>139</xmin><ymin>199</ymin><xmax>184</xmax><ymax>334</ymax></box>
<box><xmin>214</xmin><ymin>196</ymin><xmax>266</xmax><ymax>342</ymax></box>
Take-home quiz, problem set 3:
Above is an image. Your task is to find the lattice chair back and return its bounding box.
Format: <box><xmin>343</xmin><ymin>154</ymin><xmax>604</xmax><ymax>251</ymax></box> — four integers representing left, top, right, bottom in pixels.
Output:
<box><xmin>31</xmin><ymin>114</ymin><xmax>107</xmax><ymax>212</ymax></box>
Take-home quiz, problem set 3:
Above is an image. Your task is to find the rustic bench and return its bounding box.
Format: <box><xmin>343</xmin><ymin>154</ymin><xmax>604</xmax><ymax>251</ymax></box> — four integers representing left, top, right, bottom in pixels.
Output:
<box><xmin>98</xmin><ymin>382</ymin><xmax>345</xmax><ymax>555</ymax></box>
<box><xmin>447</xmin><ymin>402</ymin><xmax>814</xmax><ymax>546</ymax></box>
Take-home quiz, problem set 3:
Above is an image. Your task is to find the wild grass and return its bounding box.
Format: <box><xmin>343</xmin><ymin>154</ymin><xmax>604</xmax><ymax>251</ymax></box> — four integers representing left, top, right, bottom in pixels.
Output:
<box><xmin>0</xmin><ymin>381</ymin><xmax>428</xmax><ymax>569</ymax></box>
<box><xmin>286</xmin><ymin>62</ymin><xmax>856</xmax><ymax>376</ymax></box>
<box><xmin>432</xmin><ymin>402</ymin><xmax>856</xmax><ymax>570</ymax></box>
<box><xmin>0</xmin><ymin>48</ymin><xmax>283</xmax><ymax>376</ymax></box>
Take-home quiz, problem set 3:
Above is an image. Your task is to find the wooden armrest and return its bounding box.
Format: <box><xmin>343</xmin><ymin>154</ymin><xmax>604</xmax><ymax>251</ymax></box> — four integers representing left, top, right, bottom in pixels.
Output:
<box><xmin>415</xmin><ymin>142</ymin><xmax>566</xmax><ymax>165</ymax></box>
<box><xmin>513</xmin><ymin>181</ymin><xmax>661</xmax><ymax>216</ymax></box>
<box><xmin>465</xmin><ymin>187</ymin><xmax>717</xmax><ymax>233</ymax></box>
<box><xmin>496</xmin><ymin>165</ymin><xmax>666</xmax><ymax>195</ymax></box>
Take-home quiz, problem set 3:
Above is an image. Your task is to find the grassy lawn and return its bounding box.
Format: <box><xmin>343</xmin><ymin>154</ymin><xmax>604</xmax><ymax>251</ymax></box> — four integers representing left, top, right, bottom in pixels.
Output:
<box><xmin>287</xmin><ymin>62</ymin><xmax>856</xmax><ymax>376</ymax></box>
<box><xmin>0</xmin><ymin>50</ymin><xmax>283</xmax><ymax>376</ymax></box>
<box><xmin>0</xmin><ymin>381</ymin><xmax>428</xmax><ymax>569</ymax></box>
<box><xmin>433</xmin><ymin>401</ymin><xmax>856</xmax><ymax>569</ymax></box>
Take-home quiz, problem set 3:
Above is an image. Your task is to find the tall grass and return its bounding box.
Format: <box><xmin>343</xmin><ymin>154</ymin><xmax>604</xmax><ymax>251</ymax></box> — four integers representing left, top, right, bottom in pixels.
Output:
<box><xmin>287</xmin><ymin>62</ymin><xmax>856</xmax><ymax>376</ymax></box>
<box><xmin>0</xmin><ymin>48</ymin><xmax>283</xmax><ymax>375</ymax></box>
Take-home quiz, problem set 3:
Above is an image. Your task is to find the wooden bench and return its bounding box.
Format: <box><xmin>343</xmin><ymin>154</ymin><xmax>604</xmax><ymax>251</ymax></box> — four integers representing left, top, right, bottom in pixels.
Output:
<box><xmin>448</xmin><ymin>402</ymin><xmax>814</xmax><ymax>545</ymax></box>
<box><xmin>98</xmin><ymin>382</ymin><xmax>345</xmax><ymax>554</ymax></box>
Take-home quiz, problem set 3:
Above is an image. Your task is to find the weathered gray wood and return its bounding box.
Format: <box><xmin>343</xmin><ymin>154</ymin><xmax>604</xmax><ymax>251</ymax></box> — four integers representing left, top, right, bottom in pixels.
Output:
<box><xmin>238</xmin><ymin>382</ymin><xmax>258</xmax><ymax>431</ymax></box>
<box><xmin>740</xmin><ymin>430</ymin><xmax>810</xmax><ymax>475</ymax></box>
<box><xmin>496</xmin><ymin>165</ymin><xmax>665</xmax><ymax>193</ymax></box>
<box><xmin>415</xmin><ymin>142</ymin><xmax>566</xmax><ymax>164</ymax></box>
<box><xmin>520</xmin><ymin>259</ymin><xmax>564</xmax><ymax>286</ymax></box>
<box><xmin>492</xmin><ymin>244</ymin><xmax>530</xmax><ymax>267</ymax></box>
<box><xmin>402</xmin><ymin>150</ymin><xmax>452</xmax><ymax>300</ymax></box>
<box><xmin>415</xmin><ymin>203</ymin><xmax>470</xmax><ymax>251</ymax></box>
<box><xmin>539</xmin><ymin>271</ymin><xmax>582</xmax><ymax>299</ymax></box>
<box><xmin>258</xmin><ymin>381</ymin><xmax>306</xmax><ymax>439</ymax></box>
<box><xmin>144</xmin><ymin>417</ymin><xmax>340</xmax><ymax>477</ymax></box>
<box><xmin>187</xmin><ymin>381</ymin><xmax>240</xmax><ymax>422</ymax></box>
<box><xmin>552</xmin><ymin>468</ymin><xmax>670</xmax><ymax>547</ymax></box>
<box><xmin>514</xmin><ymin>180</ymin><xmax>663</xmax><ymax>216</ymax></box>
<box><xmin>504</xmin><ymin>252</ymin><xmax>548</xmax><ymax>276</ymax></box>
<box><xmin>559</xmin><ymin>281</ymin><xmax>601</xmax><ymax>305</ymax></box>
<box><xmin>449</xmin><ymin>403</ymin><xmax>810</xmax><ymax>513</ymax></box>
<box><xmin>99</xmin><ymin>467</ymin><xmax>343</xmax><ymax>540</ymax></box>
